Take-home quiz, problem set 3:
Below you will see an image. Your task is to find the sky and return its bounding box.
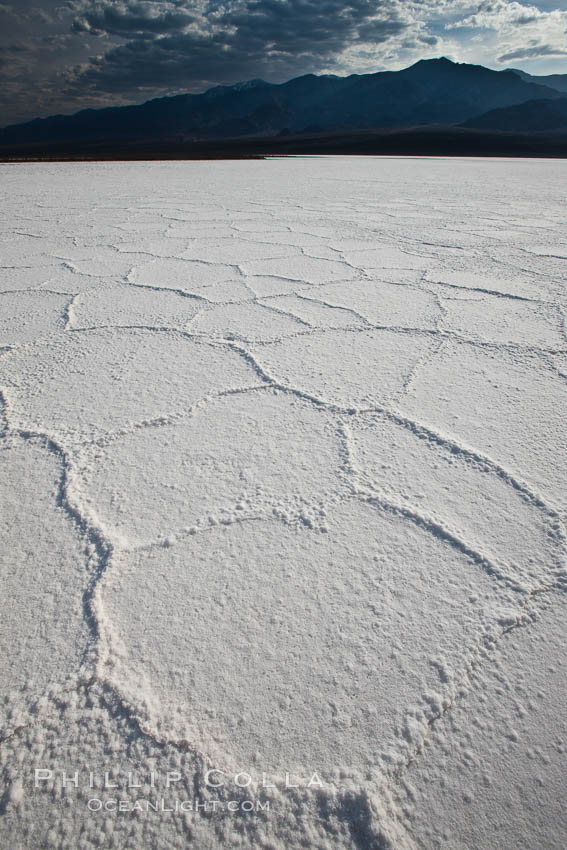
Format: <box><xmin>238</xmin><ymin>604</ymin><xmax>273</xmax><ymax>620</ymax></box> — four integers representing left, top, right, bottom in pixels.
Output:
<box><xmin>1</xmin><ymin>0</ymin><xmax>566</xmax><ymax>125</ymax></box>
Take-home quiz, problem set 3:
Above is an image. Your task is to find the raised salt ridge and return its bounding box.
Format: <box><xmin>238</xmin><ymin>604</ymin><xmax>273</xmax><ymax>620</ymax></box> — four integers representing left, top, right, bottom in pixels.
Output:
<box><xmin>0</xmin><ymin>156</ymin><xmax>565</xmax><ymax>850</ymax></box>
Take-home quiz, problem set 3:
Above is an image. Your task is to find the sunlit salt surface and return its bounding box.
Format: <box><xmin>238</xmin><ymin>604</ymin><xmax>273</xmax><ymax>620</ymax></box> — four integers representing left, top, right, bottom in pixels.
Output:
<box><xmin>0</xmin><ymin>157</ymin><xmax>566</xmax><ymax>850</ymax></box>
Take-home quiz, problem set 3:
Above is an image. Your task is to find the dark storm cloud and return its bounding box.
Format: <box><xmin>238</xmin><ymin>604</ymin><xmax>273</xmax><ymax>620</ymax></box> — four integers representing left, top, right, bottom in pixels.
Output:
<box><xmin>2</xmin><ymin>0</ymin><xmax>567</xmax><ymax>125</ymax></box>
<box><xmin>215</xmin><ymin>0</ymin><xmax>403</xmax><ymax>51</ymax></box>
<box><xmin>72</xmin><ymin>1</ymin><xmax>195</xmax><ymax>38</ymax></box>
<box><xmin>357</xmin><ymin>18</ymin><xmax>410</xmax><ymax>41</ymax></box>
<box><xmin>65</xmin><ymin>0</ymin><xmax>411</xmax><ymax>94</ymax></box>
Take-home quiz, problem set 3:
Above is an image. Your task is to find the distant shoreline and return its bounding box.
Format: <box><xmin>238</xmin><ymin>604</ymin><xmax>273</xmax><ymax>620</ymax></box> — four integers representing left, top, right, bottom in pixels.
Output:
<box><xmin>1</xmin><ymin>126</ymin><xmax>566</xmax><ymax>162</ymax></box>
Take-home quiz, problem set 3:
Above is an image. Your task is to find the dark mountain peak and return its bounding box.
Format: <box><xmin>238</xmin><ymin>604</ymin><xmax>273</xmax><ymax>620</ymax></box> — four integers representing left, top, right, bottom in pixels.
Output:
<box><xmin>405</xmin><ymin>57</ymin><xmax>463</xmax><ymax>76</ymax></box>
<box><xmin>402</xmin><ymin>56</ymin><xmax>492</xmax><ymax>81</ymax></box>
<box><xmin>411</xmin><ymin>56</ymin><xmax>455</xmax><ymax>68</ymax></box>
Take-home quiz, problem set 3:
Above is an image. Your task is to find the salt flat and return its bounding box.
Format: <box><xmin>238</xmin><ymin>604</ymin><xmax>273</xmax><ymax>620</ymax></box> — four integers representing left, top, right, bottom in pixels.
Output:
<box><xmin>0</xmin><ymin>157</ymin><xmax>565</xmax><ymax>850</ymax></box>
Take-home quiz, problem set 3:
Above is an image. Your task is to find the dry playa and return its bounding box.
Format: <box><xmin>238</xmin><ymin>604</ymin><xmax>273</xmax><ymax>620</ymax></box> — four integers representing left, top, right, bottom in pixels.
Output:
<box><xmin>0</xmin><ymin>156</ymin><xmax>566</xmax><ymax>850</ymax></box>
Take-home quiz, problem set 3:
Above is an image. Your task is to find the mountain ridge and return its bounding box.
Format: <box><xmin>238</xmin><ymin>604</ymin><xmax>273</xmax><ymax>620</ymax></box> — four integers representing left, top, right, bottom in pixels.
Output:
<box><xmin>1</xmin><ymin>58</ymin><xmax>566</xmax><ymax>153</ymax></box>
<box><xmin>506</xmin><ymin>68</ymin><xmax>567</xmax><ymax>94</ymax></box>
<box><xmin>461</xmin><ymin>97</ymin><xmax>567</xmax><ymax>133</ymax></box>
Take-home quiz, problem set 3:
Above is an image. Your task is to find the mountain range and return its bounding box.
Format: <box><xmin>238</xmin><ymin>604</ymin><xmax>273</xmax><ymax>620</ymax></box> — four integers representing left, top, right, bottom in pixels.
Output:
<box><xmin>1</xmin><ymin>58</ymin><xmax>566</xmax><ymax>158</ymax></box>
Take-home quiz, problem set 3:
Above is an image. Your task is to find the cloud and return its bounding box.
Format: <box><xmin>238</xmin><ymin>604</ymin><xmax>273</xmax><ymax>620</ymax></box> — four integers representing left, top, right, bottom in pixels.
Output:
<box><xmin>498</xmin><ymin>42</ymin><xmax>567</xmax><ymax>61</ymax></box>
<box><xmin>2</xmin><ymin>0</ymin><xmax>567</xmax><ymax>126</ymax></box>
<box><xmin>357</xmin><ymin>18</ymin><xmax>410</xmax><ymax>41</ymax></box>
<box><xmin>445</xmin><ymin>0</ymin><xmax>545</xmax><ymax>29</ymax></box>
<box><xmin>72</xmin><ymin>1</ymin><xmax>195</xmax><ymax>37</ymax></box>
<box><xmin>0</xmin><ymin>2</ymin><xmax>54</xmax><ymax>24</ymax></box>
<box><xmin>65</xmin><ymin>0</ymin><xmax>414</xmax><ymax>94</ymax></box>
<box><xmin>440</xmin><ymin>0</ymin><xmax>567</xmax><ymax>69</ymax></box>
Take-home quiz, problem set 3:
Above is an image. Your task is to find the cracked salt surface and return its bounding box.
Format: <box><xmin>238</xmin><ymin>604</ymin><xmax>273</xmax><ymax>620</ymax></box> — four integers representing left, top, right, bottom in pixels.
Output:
<box><xmin>0</xmin><ymin>157</ymin><xmax>566</xmax><ymax>850</ymax></box>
